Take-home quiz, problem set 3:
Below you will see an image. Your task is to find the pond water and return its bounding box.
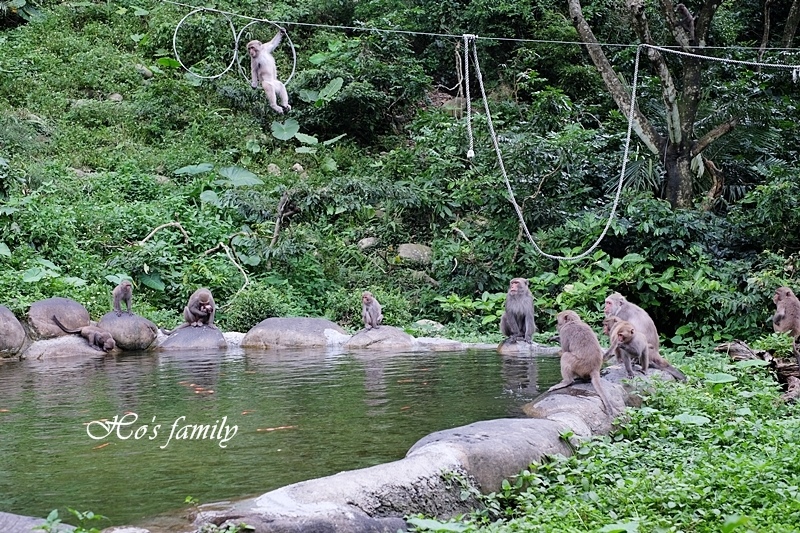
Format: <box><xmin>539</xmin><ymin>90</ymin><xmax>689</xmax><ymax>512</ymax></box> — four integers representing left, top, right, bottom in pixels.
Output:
<box><xmin>0</xmin><ymin>347</ymin><xmax>561</xmax><ymax>529</ymax></box>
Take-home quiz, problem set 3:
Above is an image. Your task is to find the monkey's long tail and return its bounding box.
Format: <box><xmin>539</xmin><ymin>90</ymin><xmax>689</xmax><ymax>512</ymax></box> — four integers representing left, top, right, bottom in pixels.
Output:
<box><xmin>52</xmin><ymin>315</ymin><xmax>81</xmax><ymax>334</ymax></box>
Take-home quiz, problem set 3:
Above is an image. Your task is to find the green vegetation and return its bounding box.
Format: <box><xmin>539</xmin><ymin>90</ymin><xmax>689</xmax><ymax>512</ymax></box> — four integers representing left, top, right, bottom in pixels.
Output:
<box><xmin>35</xmin><ymin>508</ymin><xmax>107</xmax><ymax>533</ymax></box>
<box><xmin>2</xmin><ymin>2</ymin><xmax>800</xmax><ymax>530</ymax></box>
<box><xmin>1</xmin><ymin>0</ymin><xmax>797</xmax><ymax>337</ymax></box>
<box><xmin>408</xmin><ymin>343</ymin><xmax>800</xmax><ymax>532</ymax></box>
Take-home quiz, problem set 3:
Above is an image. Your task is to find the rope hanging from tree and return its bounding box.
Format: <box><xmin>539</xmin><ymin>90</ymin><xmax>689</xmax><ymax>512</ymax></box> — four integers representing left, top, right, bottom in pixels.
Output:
<box><xmin>460</xmin><ymin>36</ymin><xmax>800</xmax><ymax>262</ymax></box>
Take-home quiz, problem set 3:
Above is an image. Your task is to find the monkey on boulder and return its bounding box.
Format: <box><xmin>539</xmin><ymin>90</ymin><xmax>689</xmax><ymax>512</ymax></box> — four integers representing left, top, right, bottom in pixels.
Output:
<box><xmin>361</xmin><ymin>291</ymin><xmax>383</xmax><ymax>330</ymax></box>
<box><xmin>112</xmin><ymin>280</ymin><xmax>133</xmax><ymax>317</ymax></box>
<box><xmin>548</xmin><ymin>310</ymin><xmax>616</xmax><ymax>415</ymax></box>
<box><xmin>162</xmin><ymin>288</ymin><xmax>217</xmax><ymax>335</ymax></box>
<box><xmin>499</xmin><ymin>277</ymin><xmax>537</xmax><ymax>343</ymax></box>
<box><xmin>52</xmin><ymin>315</ymin><xmax>116</xmax><ymax>352</ymax></box>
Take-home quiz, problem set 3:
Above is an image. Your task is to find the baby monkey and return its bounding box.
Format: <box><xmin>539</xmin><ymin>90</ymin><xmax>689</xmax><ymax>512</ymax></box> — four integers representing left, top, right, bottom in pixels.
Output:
<box><xmin>248</xmin><ymin>28</ymin><xmax>291</xmax><ymax>114</ymax></box>
<box><xmin>602</xmin><ymin>316</ymin><xmax>649</xmax><ymax>378</ymax></box>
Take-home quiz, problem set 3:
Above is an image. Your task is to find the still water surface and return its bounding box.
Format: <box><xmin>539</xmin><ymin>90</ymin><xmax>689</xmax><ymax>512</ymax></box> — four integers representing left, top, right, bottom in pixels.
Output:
<box><xmin>0</xmin><ymin>347</ymin><xmax>560</xmax><ymax>528</ymax></box>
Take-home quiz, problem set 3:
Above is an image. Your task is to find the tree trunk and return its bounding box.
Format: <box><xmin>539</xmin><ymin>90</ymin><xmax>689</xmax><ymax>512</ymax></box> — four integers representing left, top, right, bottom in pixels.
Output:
<box><xmin>663</xmin><ymin>147</ymin><xmax>694</xmax><ymax>208</ymax></box>
<box><xmin>782</xmin><ymin>0</ymin><xmax>800</xmax><ymax>47</ymax></box>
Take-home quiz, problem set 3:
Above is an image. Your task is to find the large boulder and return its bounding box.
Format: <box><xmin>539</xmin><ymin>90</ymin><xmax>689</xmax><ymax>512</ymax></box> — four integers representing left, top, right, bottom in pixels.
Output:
<box><xmin>21</xmin><ymin>336</ymin><xmax>115</xmax><ymax>359</ymax></box>
<box><xmin>27</xmin><ymin>297</ymin><xmax>90</xmax><ymax>340</ymax></box>
<box><xmin>344</xmin><ymin>325</ymin><xmax>416</xmax><ymax>350</ymax></box>
<box><xmin>157</xmin><ymin>326</ymin><xmax>227</xmax><ymax>351</ymax></box>
<box><xmin>0</xmin><ymin>305</ymin><xmax>27</xmax><ymax>357</ymax></box>
<box><xmin>98</xmin><ymin>312</ymin><xmax>158</xmax><ymax>351</ymax></box>
<box><xmin>396</xmin><ymin>243</ymin><xmax>433</xmax><ymax>265</ymax></box>
<box><xmin>242</xmin><ymin>317</ymin><xmax>349</xmax><ymax>349</ymax></box>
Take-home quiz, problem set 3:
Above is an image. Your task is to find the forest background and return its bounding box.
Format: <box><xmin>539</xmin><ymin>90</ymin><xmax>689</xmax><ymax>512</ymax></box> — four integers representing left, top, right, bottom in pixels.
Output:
<box><xmin>0</xmin><ymin>0</ymin><xmax>799</xmax><ymax>344</ymax></box>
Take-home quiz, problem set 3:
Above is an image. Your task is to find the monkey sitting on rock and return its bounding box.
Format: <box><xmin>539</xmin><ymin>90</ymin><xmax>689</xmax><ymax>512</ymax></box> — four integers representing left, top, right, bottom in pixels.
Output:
<box><xmin>361</xmin><ymin>291</ymin><xmax>383</xmax><ymax>330</ymax></box>
<box><xmin>499</xmin><ymin>277</ymin><xmax>537</xmax><ymax>344</ymax></box>
<box><xmin>548</xmin><ymin>310</ymin><xmax>616</xmax><ymax>415</ymax></box>
<box><xmin>162</xmin><ymin>288</ymin><xmax>217</xmax><ymax>335</ymax></box>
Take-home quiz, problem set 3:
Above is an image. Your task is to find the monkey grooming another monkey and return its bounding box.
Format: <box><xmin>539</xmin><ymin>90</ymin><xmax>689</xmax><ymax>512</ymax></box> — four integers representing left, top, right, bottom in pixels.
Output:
<box><xmin>362</xmin><ymin>291</ymin><xmax>383</xmax><ymax>330</ymax></box>
<box><xmin>548</xmin><ymin>310</ymin><xmax>615</xmax><ymax>414</ymax></box>
<box><xmin>248</xmin><ymin>28</ymin><xmax>291</xmax><ymax>114</ymax></box>
<box><xmin>113</xmin><ymin>280</ymin><xmax>133</xmax><ymax>317</ymax></box>
<box><xmin>499</xmin><ymin>277</ymin><xmax>538</xmax><ymax>343</ymax></box>
<box><xmin>602</xmin><ymin>316</ymin><xmax>649</xmax><ymax>378</ymax></box>
<box><xmin>52</xmin><ymin>315</ymin><xmax>116</xmax><ymax>352</ymax></box>
<box><xmin>602</xmin><ymin>313</ymin><xmax>687</xmax><ymax>381</ymax></box>
<box><xmin>162</xmin><ymin>288</ymin><xmax>217</xmax><ymax>335</ymax></box>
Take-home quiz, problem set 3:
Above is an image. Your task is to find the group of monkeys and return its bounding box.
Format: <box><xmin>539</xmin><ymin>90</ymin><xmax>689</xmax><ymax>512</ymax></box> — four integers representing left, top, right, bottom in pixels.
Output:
<box><xmin>498</xmin><ymin>278</ymin><xmax>800</xmax><ymax>415</ymax></box>
<box><xmin>498</xmin><ymin>277</ymin><xmax>685</xmax><ymax>414</ymax></box>
<box><xmin>50</xmin><ymin>282</ymin><xmax>217</xmax><ymax>353</ymax></box>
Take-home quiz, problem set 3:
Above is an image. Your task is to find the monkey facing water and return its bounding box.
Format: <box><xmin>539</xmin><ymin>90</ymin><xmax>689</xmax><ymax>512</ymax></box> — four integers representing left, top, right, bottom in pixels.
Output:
<box><xmin>248</xmin><ymin>29</ymin><xmax>291</xmax><ymax>114</ymax></box>
<box><xmin>499</xmin><ymin>277</ymin><xmax>537</xmax><ymax>343</ymax></box>
<box><xmin>112</xmin><ymin>280</ymin><xmax>133</xmax><ymax>317</ymax></box>
<box><xmin>548</xmin><ymin>310</ymin><xmax>615</xmax><ymax>414</ymax></box>
<box><xmin>52</xmin><ymin>315</ymin><xmax>116</xmax><ymax>352</ymax></box>
<box><xmin>362</xmin><ymin>291</ymin><xmax>383</xmax><ymax>330</ymax></box>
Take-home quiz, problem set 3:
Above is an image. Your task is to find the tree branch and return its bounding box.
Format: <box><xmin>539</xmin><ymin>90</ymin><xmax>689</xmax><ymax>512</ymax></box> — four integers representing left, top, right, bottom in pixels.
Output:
<box><xmin>567</xmin><ymin>0</ymin><xmax>664</xmax><ymax>154</ymax></box>
<box><xmin>139</xmin><ymin>221</ymin><xmax>190</xmax><ymax>245</ymax></box>
<box><xmin>691</xmin><ymin>116</ymin><xmax>738</xmax><ymax>157</ymax></box>
<box><xmin>782</xmin><ymin>0</ymin><xmax>800</xmax><ymax>48</ymax></box>
<box><xmin>627</xmin><ymin>0</ymin><xmax>681</xmax><ymax>143</ymax></box>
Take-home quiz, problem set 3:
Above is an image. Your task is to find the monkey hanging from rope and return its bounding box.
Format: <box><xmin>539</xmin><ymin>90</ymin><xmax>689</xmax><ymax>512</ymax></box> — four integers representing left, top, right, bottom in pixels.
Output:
<box><xmin>247</xmin><ymin>28</ymin><xmax>291</xmax><ymax>114</ymax></box>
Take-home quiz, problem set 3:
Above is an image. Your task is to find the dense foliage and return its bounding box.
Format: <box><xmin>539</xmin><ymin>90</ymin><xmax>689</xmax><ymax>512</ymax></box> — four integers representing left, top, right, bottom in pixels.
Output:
<box><xmin>0</xmin><ymin>0</ymin><xmax>798</xmax><ymax>338</ymax></box>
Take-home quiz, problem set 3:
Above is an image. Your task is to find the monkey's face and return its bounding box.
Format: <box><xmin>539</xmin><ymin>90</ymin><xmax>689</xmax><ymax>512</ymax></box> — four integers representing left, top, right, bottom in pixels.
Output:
<box><xmin>362</xmin><ymin>292</ymin><xmax>373</xmax><ymax>305</ymax></box>
<box><xmin>247</xmin><ymin>41</ymin><xmax>261</xmax><ymax>58</ymax></box>
<box><xmin>618</xmin><ymin>326</ymin><xmax>634</xmax><ymax>343</ymax></box>
<box><xmin>103</xmin><ymin>338</ymin><xmax>116</xmax><ymax>351</ymax></box>
<box><xmin>509</xmin><ymin>278</ymin><xmax>528</xmax><ymax>294</ymax></box>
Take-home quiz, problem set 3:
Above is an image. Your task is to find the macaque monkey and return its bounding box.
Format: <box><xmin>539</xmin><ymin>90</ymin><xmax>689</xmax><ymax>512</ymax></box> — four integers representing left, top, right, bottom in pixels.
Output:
<box><xmin>548</xmin><ymin>310</ymin><xmax>615</xmax><ymax>414</ymax></box>
<box><xmin>162</xmin><ymin>288</ymin><xmax>217</xmax><ymax>335</ymax></box>
<box><xmin>362</xmin><ymin>291</ymin><xmax>383</xmax><ymax>330</ymax></box>
<box><xmin>499</xmin><ymin>277</ymin><xmax>537</xmax><ymax>343</ymax></box>
<box><xmin>602</xmin><ymin>316</ymin><xmax>649</xmax><ymax>378</ymax></box>
<box><xmin>604</xmin><ymin>292</ymin><xmax>661</xmax><ymax>355</ymax></box>
<box><xmin>675</xmin><ymin>3</ymin><xmax>696</xmax><ymax>44</ymax></box>
<box><xmin>52</xmin><ymin>315</ymin><xmax>116</xmax><ymax>352</ymax></box>
<box><xmin>772</xmin><ymin>286</ymin><xmax>800</xmax><ymax>338</ymax></box>
<box><xmin>602</xmin><ymin>314</ymin><xmax>687</xmax><ymax>381</ymax></box>
<box><xmin>112</xmin><ymin>280</ymin><xmax>133</xmax><ymax>317</ymax></box>
<box><xmin>248</xmin><ymin>29</ymin><xmax>291</xmax><ymax>114</ymax></box>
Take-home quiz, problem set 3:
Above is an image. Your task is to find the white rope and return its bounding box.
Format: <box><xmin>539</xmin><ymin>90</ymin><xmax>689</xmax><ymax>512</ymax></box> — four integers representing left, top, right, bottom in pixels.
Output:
<box><xmin>171</xmin><ymin>6</ymin><xmax>297</xmax><ymax>84</ymax></box>
<box><xmin>463</xmin><ymin>38</ymin><xmax>800</xmax><ymax>262</ymax></box>
<box><xmin>463</xmin><ymin>34</ymin><xmax>475</xmax><ymax>159</ymax></box>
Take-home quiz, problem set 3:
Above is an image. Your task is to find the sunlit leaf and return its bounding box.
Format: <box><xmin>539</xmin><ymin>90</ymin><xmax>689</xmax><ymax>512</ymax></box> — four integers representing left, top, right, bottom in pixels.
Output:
<box><xmin>673</xmin><ymin>413</ymin><xmax>711</xmax><ymax>425</ymax></box>
<box><xmin>156</xmin><ymin>57</ymin><xmax>180</xmax><ymax>69</ymax></box>
<box><xmin>322</xmin><ymin>133</ymin><xmax>347</xmax><ymax>146</ymax></box>
<box><xmin>62</xmin><ymin>276</ymin><xmax>87</xmax><ymax>287</ymax></box>
<box><xmin>22</xmin><ymin>267</ymin><xmax>47</xmax><ymax>283</ymax></box>
<box><xmin>295</xmin><ymin>146</ymin><xmax>317</xmax><ymax>154</ymax></box>
<box><xmin>704</xmin><ymin>372</ymin><xmax>737</xmax><ymax>384</ymax></box>
<box><xmin>734</xmin><ymin>359</ymin><xmax>769</xmax><ymax>368</ymax></box>
<box><xmin>319</xmin><ymin>77</ymin><xmax>343</xmax><ymax>100</ymax></box>
<box><xmin>200</xmin><ymin>190</ymin><xmax>220</xmax><ymax>205</ymax></box>
<box><xmin>405</xmin><ymin>517</ymin><xmax>469</xmax><ymax>532</ymax></box>
<box><xmin>271</xmin><ymin>119</ymin><xmax>300</xmax><ymax>141</ymax></box>
<box><xmin>0</xmin><ymin>243</ymin><xmax>10</xmax><ymax>256</ymax></box>
<box><xmin>295</xmin><ymin>133</ymin><xmax>318</xmax><ymax>145</ymax></box>
<box><xmin>36</xmin><ymin>258</ymin><xmax>60</xmax><ymax>271</ymax></box>
<box><xmin>174</xmin><ymin>163</ymin><xmax>213</xmax><ymax>176</ymax></box>
<box><xmin>217</xmin><ymin>167</ymin><xmax>263</xmax><ymax>187</ymax></box>
<box><xmin>599</xmin><ymin>521</ymin><xmax>639</xmax><ymax>532</ymax></box>
<box><xmin>139</xmin><ymin>273</ymin><xmax>165</xmax><ymax>291</ymax></box>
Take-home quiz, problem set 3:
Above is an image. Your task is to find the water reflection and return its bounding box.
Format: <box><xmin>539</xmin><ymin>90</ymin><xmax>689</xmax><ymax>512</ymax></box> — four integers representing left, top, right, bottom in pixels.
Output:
<box><xmin>0</xmin><ymin>348</ymin><xmax>560</xmax><ymax>528</ymax></box>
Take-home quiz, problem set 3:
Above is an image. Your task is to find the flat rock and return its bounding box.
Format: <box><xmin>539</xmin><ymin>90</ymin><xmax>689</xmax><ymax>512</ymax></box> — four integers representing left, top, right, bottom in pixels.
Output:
<box><xmin>0</xmin><ymin>511</ymin><xmax>74</xmax><ymax>532</ymax></box>
<box><xmin>344</xmin><ymin>325</ymin><xmax>416</xmax><ymax>350</ymax></box>
<box><xmin>98</xmin><ymin>312</ymin><xmax>159</xmax><ymax>351</ymax></box>
<box><xmin>157</xmin><ymin>326</ymin><xmax>227</xmax><ymax>351</ymax></box>
<box><xmin>21</xmin><ymin>335</ymin><xmax>116</xmax><ymax>359</ymax></box>
<box><xmin>242</xmin><ymin>317</ymin><xmax>349</xmax><ymax>349</ymax></box>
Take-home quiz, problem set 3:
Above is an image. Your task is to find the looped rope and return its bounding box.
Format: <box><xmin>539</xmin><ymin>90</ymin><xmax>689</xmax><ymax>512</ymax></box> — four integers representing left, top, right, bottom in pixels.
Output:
<box><xmin>171</xmin><ymin>6</ymin><xmax>297</xmax><ymax>85</ymax></box>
